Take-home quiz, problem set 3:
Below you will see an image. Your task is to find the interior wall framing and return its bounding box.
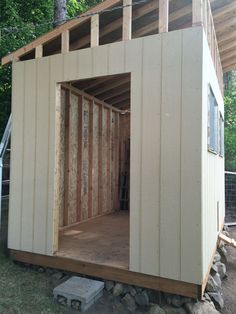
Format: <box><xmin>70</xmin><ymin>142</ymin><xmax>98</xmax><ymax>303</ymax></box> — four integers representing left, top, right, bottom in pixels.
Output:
<box><xmin>58</xmin><ymin>85</ymin><xmax>121</xmax><ymax>228</ymax></box>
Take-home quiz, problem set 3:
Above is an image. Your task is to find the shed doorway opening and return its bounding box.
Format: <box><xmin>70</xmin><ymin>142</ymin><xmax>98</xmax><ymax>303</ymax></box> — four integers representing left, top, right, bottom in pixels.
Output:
<box><xmin>55</xmin><ymin>73</ymin><xmax>131</xmax><ymax>269</ymax></box>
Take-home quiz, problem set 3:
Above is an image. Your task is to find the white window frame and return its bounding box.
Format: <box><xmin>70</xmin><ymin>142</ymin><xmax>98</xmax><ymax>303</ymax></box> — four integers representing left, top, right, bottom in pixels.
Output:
<box><xmin>219</xmin><ymin>113</ymin><xmax>224</xmax><ymax>158</ymax></box>
<box><xmin>207</xmin><ymin>86</ymin><xmax>218</xmax><ymax>154</ymax></box>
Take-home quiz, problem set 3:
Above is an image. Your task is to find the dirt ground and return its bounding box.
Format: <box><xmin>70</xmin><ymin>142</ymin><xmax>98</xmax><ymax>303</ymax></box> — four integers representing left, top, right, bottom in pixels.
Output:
<box><xmin>222</xmin><ymin>226</ymin><xmax>236</xmax><ymax>314</ymax></box>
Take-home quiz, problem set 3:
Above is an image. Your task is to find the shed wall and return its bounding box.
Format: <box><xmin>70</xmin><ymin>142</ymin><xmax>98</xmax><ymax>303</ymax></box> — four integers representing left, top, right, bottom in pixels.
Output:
<box><xmin>201</xmin><ymin>32</ymin><xmax>225</xmax><ymax>279</ymax></box>
<box><xmin>9</xmin><ymin>27</ymin><xmax>207</xmax><ymax>284</ymax></box>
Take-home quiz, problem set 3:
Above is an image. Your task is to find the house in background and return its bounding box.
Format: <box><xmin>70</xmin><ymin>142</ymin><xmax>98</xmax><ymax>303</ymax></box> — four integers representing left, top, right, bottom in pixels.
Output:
<box><xmin>1</xmin><ymin>0</ymin><xmax>235</xmax><ymax>299</ymax></box>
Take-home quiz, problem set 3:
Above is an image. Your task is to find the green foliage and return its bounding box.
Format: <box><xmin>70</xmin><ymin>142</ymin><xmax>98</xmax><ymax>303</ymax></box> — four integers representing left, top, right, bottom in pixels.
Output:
<box><xmin>0</xmin><ymin>0</ymin><xmax>101</xmax><ymax>138</ymax></box>
<box><xmin>224</xmin><ymin>88</ymin><xmax>236</xmax><ymax>171</ymax></box>
<box><xmin>0</xmin><ymin>0</ymin><xmax>54</xmax><ymax>137</ymax></box>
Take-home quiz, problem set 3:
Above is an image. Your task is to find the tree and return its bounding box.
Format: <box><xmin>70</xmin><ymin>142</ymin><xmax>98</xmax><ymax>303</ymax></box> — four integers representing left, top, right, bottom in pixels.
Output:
<box><xmin>54</xmin><ymin>0</ymin><xmax>67</xmax><ymax>26</ymax></box>
<box><xmin>224</xmin><ymin>87</ymin><xmax>236</xmax><ymax>171</ymax></box>
<box><xmin>0</xmin><ymin>0</ymin><xmax>101</xmax><ymax>138</ymax></box>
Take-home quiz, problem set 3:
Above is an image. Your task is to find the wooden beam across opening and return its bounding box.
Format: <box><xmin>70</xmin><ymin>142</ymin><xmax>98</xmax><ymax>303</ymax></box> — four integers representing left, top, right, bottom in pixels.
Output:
<box><xmin>159</xmin><ymin>0</ymin><xmax>169</xmax><ymax>33</ymax></box>
<box><xmin>122</xmin><ymin>0</ymin><xmax>132</xmax><ymax>41</ymax></box>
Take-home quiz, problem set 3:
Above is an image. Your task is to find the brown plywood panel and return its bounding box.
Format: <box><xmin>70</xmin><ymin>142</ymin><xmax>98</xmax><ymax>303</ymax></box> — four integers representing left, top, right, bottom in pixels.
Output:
<box><xmin>58</xmin><ymin>88</ymin><xmax>66</xmax><ymax>228</ymax></box>
<box><xmin>102</xmin><ymin>107</ymin><xmax>108</xmax><ymax>213</ymax></box>
<box><xmin>81</xmin><ymin>98</ymin><xmax>90</xmax><ymax>220</ymax></box>
<box><xmin>68</xmin><ymin>93</ymin><xmax>79</xmax><ymax>225</ymax></box>
<box><xmin>92</xmin><ymin>103</ymin><xmax>99</xmax><ymax>217</ymax></box>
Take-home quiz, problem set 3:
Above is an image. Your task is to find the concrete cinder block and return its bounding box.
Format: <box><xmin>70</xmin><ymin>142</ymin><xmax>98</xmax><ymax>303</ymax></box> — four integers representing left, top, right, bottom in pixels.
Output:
<box><xmin>53</xmin><ymin>276</ymin><xmax>104</xmax><ymax>312</ymax></box>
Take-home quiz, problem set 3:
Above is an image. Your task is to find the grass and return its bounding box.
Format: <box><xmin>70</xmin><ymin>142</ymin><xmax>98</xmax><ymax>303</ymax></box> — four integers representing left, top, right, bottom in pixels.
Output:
<box><xmin>0</xmin><ymin>253</ymin><xmax>69</xmax><ymax>314</ymax></box>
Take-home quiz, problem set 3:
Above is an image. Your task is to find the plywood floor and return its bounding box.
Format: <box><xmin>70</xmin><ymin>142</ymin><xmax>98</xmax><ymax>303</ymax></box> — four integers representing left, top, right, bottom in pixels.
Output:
<box><xmin>56</xmin><ymin>211</ymin><xmax>129</xmax><ymax>269</ymax></box>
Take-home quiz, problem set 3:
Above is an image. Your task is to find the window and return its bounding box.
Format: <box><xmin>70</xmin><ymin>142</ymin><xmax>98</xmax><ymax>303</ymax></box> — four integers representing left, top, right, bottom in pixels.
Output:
<box><xmin>208</xmin><ymin>87</ymin><xmax>218</xmax><ymax>153</ymax></box>
<box><xmin>219</xmin><ymin>114</ymin><xmax>224</xmax><ymax>157</ymax></box>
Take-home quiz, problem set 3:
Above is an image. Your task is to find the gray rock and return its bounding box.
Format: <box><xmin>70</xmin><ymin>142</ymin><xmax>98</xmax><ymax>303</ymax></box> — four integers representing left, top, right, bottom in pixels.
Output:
<box><xmin>52</xmin><ymin>272</ymin><xmax>64</xmax><ymax>280</ymax></box>
<box><xmin>122</xmin><ymin>293</ymin><xmax>137</xmax><ymax>312</ymax></box>
<box><xmin>213</xmin><ymin>252</ymin><xmax>221</xmax><ymax>263</ymax></box>
<box><xmin>162</xmin><ymin>305</ymin><xmax>187</xmax><ymax>314</ymax></box>
<box><xmin>172</xmin><ymin>295</ymin><xmax>184</xmax><ymax>308</ymax></box>
<box><xmin>148</xmin><ymin>290</ymin><xmax>165</xmax><ymax>305</ymax></box>
<box><xmin>37</xmin><ymin>267</ymin><xmax>45</xmax><ymax>273</ymax></box>
<box><xmin>135</xmin><ymin>290</ymin><xmax>149</xmax><ymax>307</ymax></box>
<box><xmin>149</xmin><ymin>304</ymin><xmax>165</xmax><ymax>314</ymax></box>
<box><xmin>208</xmin><ymin>292</ymin><xmax>224</xmax><ymax>310</ymax></box>
<box><xmin>215</xmin><ymin>262</ymin><xmax>227</xmax><ymax>279</ymax></box>
<box><xmin>210</xmin><ymin>263</ymin><xmax>218</xmax><ymax>276</ymax></box>
<box><xmin>129</xmin><ymin>287</ymin><xmax>137</xmax><ymax>297</ymax></box>
<box><xmin>212</xmin><ymin>273</ymin><xmax>221</xmax><ymax>289</ymax></box>
<box><xmin>206</xmin><ymin>275</ymin><xmax>221</xmax><ymax>292</ymax></box>
<box><xmin>171</xmin><ymin>295</ymin><xmax>192</xmax><ymax>308</ymax></box>
<box><xmin>105</xmin><ymin>280</ymin><xmax>114</xmax><ymax>292</ymax></box>
<box><xmin>203</xmin><ymin>293</ymin><xmax>212</xmax><ymax>303</ymax></box>
<box><xmin>185</xmin><ymin>301</ymin><xmax>219</xmax><ymax>314</ymax></box>
<box><xmin>113</xmin><ymin>283</ymin><xmax>124</xmax><ymax>297</ymax></box>
<box><xmin>218</xmin><ymin>246</ymin><xmax>227</xmax><ymax>264</ymax></box>
<box><xmin>164</xmin><ymin>293</ymin><xmax>173</xmax><ymax>305</ymax></box>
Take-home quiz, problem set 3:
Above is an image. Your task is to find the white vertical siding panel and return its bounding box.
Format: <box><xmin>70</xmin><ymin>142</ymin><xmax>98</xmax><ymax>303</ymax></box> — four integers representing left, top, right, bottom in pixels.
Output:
<box><xmin>8</xmin><ymin>62</ymin><xmax>25</xmax><ymax>250</ymax></box>
<box><xmin>201</xmin><ymin>30</ymin><xmax>225</xmax><ymax>279</ymax></box>
<box><xmin>64</xmin><ymin>51</ymin><xmax>78</xmax><ymax>81</ymax></box>
<box><xmin>125</xmin><ymin>38</ymin><xmax>143</xmax><ymax>272</ymax></box>
<box><xmin>181</xmin><ymin>28</ymin><xmax>203</xmax><ymax>283</ymax></box>
<box><xmin>48</xmin><ymin>54</ymin><xmax>64</xmax><ymax>254</ymax></box>
<box><xmin>108</xmin><ymin>42</ymin><xmax>125</xmax><ymax>75</ymax></box>
<box><xmin>78</xmin><ymin>48</ymin><xmax>92</xmax><ymax>79</ymax></box>
<box><xmin>140</xmin><ymin>35</ymin><xmax>161</xmax><ymax>275</ymax></box>
<box><xmin>33</xmin><ymin>57</ymin><xmax>50</xmax><ymax>254</ymax></box>
<box><xmin>21</xmin><ymin>60</ymin><xmax>37</xmax><ymax>252</ymax></box>
<box><xmin>92</xmin><ymin>45</ymin><xmax>109</xmax><ymax>77</ymax></box>
<box><xmin>160</xmin><ymin>31</ymin><xmax>182</xmax><ymax>280</ymax></box>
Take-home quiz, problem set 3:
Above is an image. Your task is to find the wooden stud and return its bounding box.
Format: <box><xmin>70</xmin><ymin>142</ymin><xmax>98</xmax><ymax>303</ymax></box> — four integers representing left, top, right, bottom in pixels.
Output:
<box><xmin>159</xmin><ymin>0</ymin><xmax>169</xmax><ymax>33</ymax></box>
<box><xmin>91</xmin><ymin>14</ymin><xmax>99</xmax><ymax>48</ymax></box>
<box><xmin>63</xmin><ymin>90</ymin><xmax>70</xmax><ymax>226</ymax></box>
<box><xmin>98</xmin><ymin>105</ymin><xmax>103</xmax><ymax>214</ymax></box>
<box><xmin>35</xmin><ymin>45</ymin><xmax>43</xmax><ymax>58</ymax></box>
<box><xmin>88</xmin><ymin>101</ymin><xmax>94</xmax><ymax>218</ymax></box>
<box><xmin>122</xmin><ymin>0</ymin><xmax>132</xmax><ymax>41</ymax></box>
<box><xmin>107</xmin><ymin>109</ymin><xmax>112</xmax><ymax>212</ymax></box>
<box><xmin>77</xmin><ymin>96</ymin><xmax>83</xmax><ymax>222</ymax></box>
<box><xmin>61</xmin><ymin>30</ymin><xmax>69</xmax><ymax>54</ymax></box>
<box><xmin>192</xmin><ymin>0</ymin><xmax>203</xmax><ymax>27</ymax></box>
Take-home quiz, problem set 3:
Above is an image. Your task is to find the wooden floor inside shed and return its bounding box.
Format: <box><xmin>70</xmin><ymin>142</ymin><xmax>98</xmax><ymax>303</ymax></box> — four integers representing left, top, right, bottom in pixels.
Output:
<box><xmin>56</xmin><ymin>211</ymin><xmax>129</xmax><ymax>269</ymax></box>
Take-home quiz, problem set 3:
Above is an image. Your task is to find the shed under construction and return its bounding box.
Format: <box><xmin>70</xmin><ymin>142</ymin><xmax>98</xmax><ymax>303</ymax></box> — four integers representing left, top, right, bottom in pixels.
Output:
<box><xmin>2</xmin><ymin>0</ymin><xmax>235</xmax><ymax>299</ymax></box>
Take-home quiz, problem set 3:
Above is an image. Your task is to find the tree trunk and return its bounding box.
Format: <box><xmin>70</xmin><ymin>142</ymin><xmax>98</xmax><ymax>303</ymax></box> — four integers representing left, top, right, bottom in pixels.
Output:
<box><xmin>54</xmin><ymin>0</ymin><xmax>67</xmax><ymax>26</ymax></box>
